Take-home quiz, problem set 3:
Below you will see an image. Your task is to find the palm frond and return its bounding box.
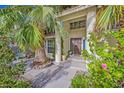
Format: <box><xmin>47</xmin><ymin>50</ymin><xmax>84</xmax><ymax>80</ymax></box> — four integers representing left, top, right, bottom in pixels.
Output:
<box><xmin>96</xmin><ymin>5</ymin><xmax>124</xmax><ymax>30</ymax></box>
<box><xmin>0</xmin><ymin>5</ymin><xmax>65</xmax><ymax>52</ymax></box>
<box><xmin>15</xmin><ymin>24</ymin><xmax>44</xmax><ymax>51</ymax></box>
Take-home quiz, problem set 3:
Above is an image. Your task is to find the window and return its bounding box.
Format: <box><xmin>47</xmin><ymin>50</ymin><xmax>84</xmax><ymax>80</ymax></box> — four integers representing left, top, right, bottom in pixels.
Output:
<box><xmin>75</xmin><ymin>22</ymin><xmax>79</xmax><ymax>28</ymax></box>
<box><xmin>47</xmin><ymin>39</ymin><xmax>55</xmax><ymax>53</ymax></box>
<box><xmin>79</xmin><ymin>20</ymin><xmax>86</xmax><ymax>28</ymax></box>
<box><xmin>70</xmin><ymin>20</ymin><xmax>86</xmax><ymax>29</ymax></box>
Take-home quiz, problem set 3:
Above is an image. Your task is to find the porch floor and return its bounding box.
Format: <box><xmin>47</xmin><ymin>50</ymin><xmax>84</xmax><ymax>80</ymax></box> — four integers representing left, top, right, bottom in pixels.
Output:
<box><xmin>22</xmin><ymin>55</ymin><xmax>88</xmax><ymax>88</ymax></box>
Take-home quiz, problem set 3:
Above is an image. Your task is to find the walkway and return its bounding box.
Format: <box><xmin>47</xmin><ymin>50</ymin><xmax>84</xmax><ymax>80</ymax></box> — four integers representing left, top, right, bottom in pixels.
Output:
<box><xmin>22</xmin><ymin>56</ymin><xmax>88</xmax><ymax>88</ymax></box>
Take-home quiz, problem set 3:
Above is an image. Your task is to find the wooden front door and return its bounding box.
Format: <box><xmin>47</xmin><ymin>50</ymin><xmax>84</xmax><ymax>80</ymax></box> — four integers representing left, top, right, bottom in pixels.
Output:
<box><xmin>70</xmin><ymin>38</ymin><xmax>81</xmax><ymax>55</ymax></box>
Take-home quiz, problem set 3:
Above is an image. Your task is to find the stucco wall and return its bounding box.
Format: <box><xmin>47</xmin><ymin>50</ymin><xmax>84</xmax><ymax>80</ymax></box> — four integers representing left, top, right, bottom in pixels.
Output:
<box><xmin>62</xmin><ymin>17</ymin><xmax>86</xmax><ymax>54</ymax></box>
<box><xmin>59</xmin><ymin>6</ymin><xmax>97</xmax><ymax>55</ymax></box>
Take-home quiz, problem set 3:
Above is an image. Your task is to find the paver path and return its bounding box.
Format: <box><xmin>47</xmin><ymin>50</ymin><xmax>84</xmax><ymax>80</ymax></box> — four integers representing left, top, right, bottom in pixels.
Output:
<box><xmin>22</xmin><ymin>56</ymin><xmax>88</xmax><ymax>88</ymax></box>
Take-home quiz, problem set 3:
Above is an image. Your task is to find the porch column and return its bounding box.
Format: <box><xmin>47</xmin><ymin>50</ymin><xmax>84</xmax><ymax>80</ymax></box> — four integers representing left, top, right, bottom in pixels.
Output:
<box><xmin>55</xmin><ymin>30</ymin><xmax>61</xmax><ymax>64</ymax></box>
<box><xmin>86</xmin><ymin>10</ymin><xmax>96</xmax><ymax>53</ymax></box>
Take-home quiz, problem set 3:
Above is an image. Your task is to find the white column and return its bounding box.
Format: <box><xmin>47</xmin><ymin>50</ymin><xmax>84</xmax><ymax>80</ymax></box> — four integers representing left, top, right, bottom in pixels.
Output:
<box><xmin>86</xmin><ymin>10</ymin><xmax>96</xmax><ymax>53</ymax></box>
<box><xmin>55</xmin><ymin>30</ymin><xmax>61</xmax><ymax>64</ymax></box>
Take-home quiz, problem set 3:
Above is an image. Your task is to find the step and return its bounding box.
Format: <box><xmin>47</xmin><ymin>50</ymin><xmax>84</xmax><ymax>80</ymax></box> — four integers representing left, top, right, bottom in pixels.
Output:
<box><xmin>68</xmin><ymin>56</ymin><xmax>83</xmax><ymax>62</ymax></box>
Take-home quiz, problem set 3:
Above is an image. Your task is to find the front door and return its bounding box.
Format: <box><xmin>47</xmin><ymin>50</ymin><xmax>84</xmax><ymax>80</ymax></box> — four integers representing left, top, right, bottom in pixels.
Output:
<box><xmin>70</xmin><ymin>38</ymin><xmax>81</xmax><ymax>55</ymax></box>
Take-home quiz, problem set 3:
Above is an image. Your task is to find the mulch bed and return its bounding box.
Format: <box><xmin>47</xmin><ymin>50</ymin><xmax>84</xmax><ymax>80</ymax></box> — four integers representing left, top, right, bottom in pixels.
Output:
<box><xmin>32</xmin><ymin>58</ymin><xmax>53</xmax><ymax>69</ymax></box>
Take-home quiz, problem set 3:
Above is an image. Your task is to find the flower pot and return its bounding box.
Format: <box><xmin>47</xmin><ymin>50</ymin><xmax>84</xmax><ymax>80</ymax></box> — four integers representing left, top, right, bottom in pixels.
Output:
<box><xmin>62</xmin><ymin>55</ymin><xmax>66</xmax><ymax>61</ymax></box>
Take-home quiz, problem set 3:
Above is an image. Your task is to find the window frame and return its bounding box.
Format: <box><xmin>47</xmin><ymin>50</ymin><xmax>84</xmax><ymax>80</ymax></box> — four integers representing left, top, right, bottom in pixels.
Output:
<box><xmin>70</xmin><ymin>20</ymin><xmax>86</xmax><ymax>30</ymax></box>
<box><xmin>47</xmin><ymin>39</ymin><xmax>55</xmax><ymax>53</ymax></box>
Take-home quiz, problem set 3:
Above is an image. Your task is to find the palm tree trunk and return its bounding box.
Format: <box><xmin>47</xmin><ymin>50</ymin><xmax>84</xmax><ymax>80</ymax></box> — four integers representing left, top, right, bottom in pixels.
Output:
<box><xmin>120</xmin><ymin>17</ymin><xmax>124</xmax><ymax>29</ymax></box>
<box><xmin>34</xmin><ymin>24</ymin><xmax>47</xmax><ymax>64</ymax></box>
<box><xmin>35</xmin><ymin>47</ymin><xmax>47</xmax><ymax>63</ymax></box>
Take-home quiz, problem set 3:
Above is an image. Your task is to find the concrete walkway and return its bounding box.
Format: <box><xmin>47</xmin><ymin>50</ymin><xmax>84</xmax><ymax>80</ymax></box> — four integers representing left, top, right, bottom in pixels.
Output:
<box><xmin>43</xmin><ymin>63</ymin><xmax>80</xmax><ymax>88</ymax></box>
<box><xmin>22</xmin><ymin>56</ymin><xmax>88</xmax><ymax>88</ymax></box>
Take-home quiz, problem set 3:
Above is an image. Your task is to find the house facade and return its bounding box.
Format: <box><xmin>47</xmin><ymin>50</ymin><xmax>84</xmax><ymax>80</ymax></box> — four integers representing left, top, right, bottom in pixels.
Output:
<box><xmin>45</xmin><ymin>5</ymin><xmax>98</xmax><ymax>64</ymax></box>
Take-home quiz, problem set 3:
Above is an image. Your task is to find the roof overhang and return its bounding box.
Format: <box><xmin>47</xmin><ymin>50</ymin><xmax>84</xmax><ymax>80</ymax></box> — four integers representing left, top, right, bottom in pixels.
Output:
<box><xmin>57</xmin><ymin>5</ymin><xmax>95</xmax><ymax>18</ymax></box>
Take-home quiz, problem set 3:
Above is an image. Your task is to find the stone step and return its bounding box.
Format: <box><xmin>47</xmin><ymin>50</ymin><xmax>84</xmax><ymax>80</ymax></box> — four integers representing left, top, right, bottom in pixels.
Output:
<box><xmin>68</xmin><ymin>58</ymin><xmax>83</xmax><ymax>62</ymax></box>
<box><xmin>67</xmin><ymin>56</ymin><xmax>83</xmax><ymax>62</ymax></box>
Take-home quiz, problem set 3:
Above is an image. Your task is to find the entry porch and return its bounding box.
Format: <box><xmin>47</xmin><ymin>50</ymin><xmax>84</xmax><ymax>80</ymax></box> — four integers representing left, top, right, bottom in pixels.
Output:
<box><xmin>45</xmin><ymin>9</ymin><xmax>96</xmax><ymax>64</ymax></box>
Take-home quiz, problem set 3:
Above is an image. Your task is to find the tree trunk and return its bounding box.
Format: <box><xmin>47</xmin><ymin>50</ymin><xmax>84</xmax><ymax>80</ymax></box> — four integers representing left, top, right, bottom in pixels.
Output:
<box><xmin>120</xmin><ymin>16</ymin><xmax>124</xmax><ymax>29</ymax></box>
<box><xmin>34</xmin><ymin>47</ymin><xmax>47</xmax><ymax>64</ymax></box>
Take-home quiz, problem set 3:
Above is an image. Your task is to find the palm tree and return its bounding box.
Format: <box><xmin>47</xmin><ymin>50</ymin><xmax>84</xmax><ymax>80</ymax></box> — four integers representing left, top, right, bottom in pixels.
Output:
<box><xmin>0</xmin><ymin>6</ymin><xmax>64</xmax><ymax>65</ymax></box>
<box><xmin>96</xmin><ymin>5</ymin><xmax>124</xmax><ymax>31</ymax></box>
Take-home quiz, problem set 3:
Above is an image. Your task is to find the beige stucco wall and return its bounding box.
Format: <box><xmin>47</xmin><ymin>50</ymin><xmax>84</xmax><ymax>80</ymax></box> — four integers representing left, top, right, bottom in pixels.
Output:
<box><xmin>62</xmin><ymin>17</ymin><xmax>86</xmax><ymax>54</ymax></box>
<box><xmin>58</xmin><ymin>6</ymin><xmax>97</xmax><ymax>55</ymax></box>
<box><xmin>45</xmin><ymin>6</ymin><xmax>97</xmax><ymax>58</ymax></box>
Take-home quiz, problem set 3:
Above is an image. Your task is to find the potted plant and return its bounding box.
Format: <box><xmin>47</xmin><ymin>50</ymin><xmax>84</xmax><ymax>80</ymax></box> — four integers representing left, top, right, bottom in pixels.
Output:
<box><xmin>62</xmin><ymin>53</ymin><xmax>66</xmax><ymax>61</ymax></box>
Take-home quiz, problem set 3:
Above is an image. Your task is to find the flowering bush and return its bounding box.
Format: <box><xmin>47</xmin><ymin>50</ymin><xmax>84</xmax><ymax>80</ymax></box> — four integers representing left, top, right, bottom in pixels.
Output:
<box><xmin>101</xmin><ymin>63</ymin><xmax>107</xmax><ymax>69</ymax></box>
<box><xmin>71</xmin><ymin>29</ymin><xmax>124</xmax><ymax>88</ymax></box>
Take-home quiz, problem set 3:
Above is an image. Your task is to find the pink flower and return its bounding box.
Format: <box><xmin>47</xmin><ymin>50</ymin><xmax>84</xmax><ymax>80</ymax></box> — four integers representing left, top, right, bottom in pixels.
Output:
<box><xmin>102</xmin><ymin>63</ymin><xmax>107</xmax><ymax>69</ymax></box>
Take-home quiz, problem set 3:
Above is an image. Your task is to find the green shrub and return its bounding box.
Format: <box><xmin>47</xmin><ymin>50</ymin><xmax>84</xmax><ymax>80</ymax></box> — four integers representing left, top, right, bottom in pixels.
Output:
<box><xmin>71</xmin><ymin>74</ymin><xmax>91</xmax><ymax>88</ymax></box>
<box><xmin>0</xmin><ymin>33</ymin><xmax>31</xmax><ymax>88</ymax></box>
<box><xmin>0</xmin><ymin>61</ymin><xmax>31</xmax><ymax>88</ymax></box>
<box><xmin>71</xmin><ymin>29</ymin><xmax>124</xmax><ymax>88</ymax></box>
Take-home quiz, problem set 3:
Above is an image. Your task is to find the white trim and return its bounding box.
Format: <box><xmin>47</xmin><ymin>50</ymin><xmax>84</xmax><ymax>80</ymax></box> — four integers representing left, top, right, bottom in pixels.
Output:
<box><xmin>55</xmin><ymin>30</ymin><xmax>61</xmax><ymax>63</ymax></box>
<box><xmin>61</xmin><ymin>14</ymin><xmax>86</xmax><ymax>22</ymax></box>
<box><xmin>45</xmin><ymin>38</ymin><xmax>55</xmax><ymax>59</ymax></box>
<box><xmin>45</xmin><ymin>39</ymin><xmax>48</xmax><ymax>56</ymax></box>
<box><xmin>45</xmin><ymin>35</ymin><xmax>55</xmax><ymax>39</ymax></box>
